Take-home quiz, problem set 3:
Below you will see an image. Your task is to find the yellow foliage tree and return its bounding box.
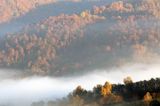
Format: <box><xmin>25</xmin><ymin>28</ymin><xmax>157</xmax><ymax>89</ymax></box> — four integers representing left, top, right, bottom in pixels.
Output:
<box><xmin>144</xmin><ymin>92</ymin><xmax>152</xmax><ymax>102</ymax></box>
<box><xmin>123</xmin><ymin>76</ymin><xmax>133</xmax><ymax>85</ymax></box>
<box><xmin>144</xmin><ymin>92</ymin><xmax>153</xmax><ymax>106</ymax></box>
<box><xmin>80</xmin><ymin>10</ymin><xmax>90</xmax><ymax>18</ymax></box>
<box><xmin>101</xmin><ymin>81</ymin><xmax>112</xmax><ymax>96</ymax></box>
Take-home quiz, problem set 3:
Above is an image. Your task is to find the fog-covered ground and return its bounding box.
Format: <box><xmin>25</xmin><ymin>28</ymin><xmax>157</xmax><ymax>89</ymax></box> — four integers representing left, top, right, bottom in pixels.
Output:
<box><xmin>0</xmin><ymin>62</ymin><xmax>160</xmax><ymax>106</ymax></box>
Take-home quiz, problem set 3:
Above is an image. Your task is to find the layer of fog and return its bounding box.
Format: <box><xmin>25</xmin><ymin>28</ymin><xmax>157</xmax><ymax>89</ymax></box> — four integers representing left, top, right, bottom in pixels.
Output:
<box><xmin>0</xmin><ymin>63</ymin><xmax>160</xmax><ymax>106</ymax></box>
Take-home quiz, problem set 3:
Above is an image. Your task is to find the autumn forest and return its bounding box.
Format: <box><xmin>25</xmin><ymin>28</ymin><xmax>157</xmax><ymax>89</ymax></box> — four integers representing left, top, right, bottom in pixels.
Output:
<box><xmin>0</xmin><ymin>0</ymin><xmax>160</xmax><ymax>106</ymax></box>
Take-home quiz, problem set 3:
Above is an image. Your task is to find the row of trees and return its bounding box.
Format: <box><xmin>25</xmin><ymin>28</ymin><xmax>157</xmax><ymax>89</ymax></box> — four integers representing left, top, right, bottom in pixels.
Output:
<box><xmin>30</xmin><ymin>77</ymin><xmax>160</xmax><ymax>106</ymax></box>
<box><xmin>69</xmin><ymin>77</ymin><xmax>160</xmax><ymax>106</ymax></box>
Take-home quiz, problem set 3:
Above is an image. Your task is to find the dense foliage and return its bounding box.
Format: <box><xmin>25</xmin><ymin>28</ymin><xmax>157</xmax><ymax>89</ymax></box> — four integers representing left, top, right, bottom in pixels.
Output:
<box><xmin>31</xmin><ymin>77</ymin><xmax>160</xmax><ymax>106</ymax></box>
<box><xmin>0</xmin><ymin>0</ymin><xmax>56</xmax><ymax>23</ymax></box>
<box><xmin>0</xmin><ymin>0</ymin><xmax>160</xmax><ymax>76</ymax></box>
<box><xmin>0</xmin><ymin>12</ymin><xmax>103</xmax><ymax>75</ymax></box>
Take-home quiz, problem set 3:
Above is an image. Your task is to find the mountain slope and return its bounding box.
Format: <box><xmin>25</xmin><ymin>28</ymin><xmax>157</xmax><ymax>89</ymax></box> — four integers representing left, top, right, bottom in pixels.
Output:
<box><xmin>0</xmin><ymin>0</ymin><xmax>56</xmax><ymax>23</ymax></box>
<box><xmin>0</xmin><ymin>0</ymin><xmax>160</xmax><ymax>76</ymax></box>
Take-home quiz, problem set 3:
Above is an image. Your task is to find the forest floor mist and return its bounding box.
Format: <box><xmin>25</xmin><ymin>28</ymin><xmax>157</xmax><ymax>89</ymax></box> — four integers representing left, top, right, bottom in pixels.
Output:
<box><xmin>0</xmin><ymin>62</ymin><xmax>160</xmax><ymax>106</ymax></box>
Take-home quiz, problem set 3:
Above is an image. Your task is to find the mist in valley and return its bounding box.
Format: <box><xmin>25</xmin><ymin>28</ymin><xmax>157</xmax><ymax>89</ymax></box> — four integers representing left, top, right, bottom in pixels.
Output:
<box><xmin>0</xmin><ymin>62</ymin><xmax>160</xmax><ymax>106</ymax></box>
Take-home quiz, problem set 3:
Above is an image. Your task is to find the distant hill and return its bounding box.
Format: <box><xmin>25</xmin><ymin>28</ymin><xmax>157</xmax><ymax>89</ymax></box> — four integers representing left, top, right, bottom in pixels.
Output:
<box><xmin>0</xmin><ymin>0</ymin><xmax>56</xmax><ymax>23</ymax></box>
<box><xmin>0</xmin><ymin>0</ymin><xmax>160</xmax><ymax>76</ymax></box>
<box><xmin>0</xmin><ymin>11</ymin><xmax>104</xmax><ymax>75</ymax></box>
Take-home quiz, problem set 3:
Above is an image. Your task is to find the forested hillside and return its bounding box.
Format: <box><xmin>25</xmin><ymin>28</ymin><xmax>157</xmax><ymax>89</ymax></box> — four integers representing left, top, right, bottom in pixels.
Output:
<box><xmin>0</xmin><ymin>12</ymin><xmax>104</xmax><ymax>75</ymax></box>
<box><xmin>0</xmin><ymin>0</ymin><xmax>160</xmax><ymax>76</ymax></box>
<box><xmin>0</xmin><ymin>0</ymin><xmax>57</xmax><ymax>23</ymax></box>
<box><xmin>0</xmin><ymin>0</ymin><xmax>160</xmax><ymax>106</ymax></box>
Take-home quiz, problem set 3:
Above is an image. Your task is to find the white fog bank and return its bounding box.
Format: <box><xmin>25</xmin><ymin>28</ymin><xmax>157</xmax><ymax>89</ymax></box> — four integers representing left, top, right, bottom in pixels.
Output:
<box><xmin>0</xmin><ymin>63</ymin><xmax>160</xmax><ymax>106</ymax></box>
